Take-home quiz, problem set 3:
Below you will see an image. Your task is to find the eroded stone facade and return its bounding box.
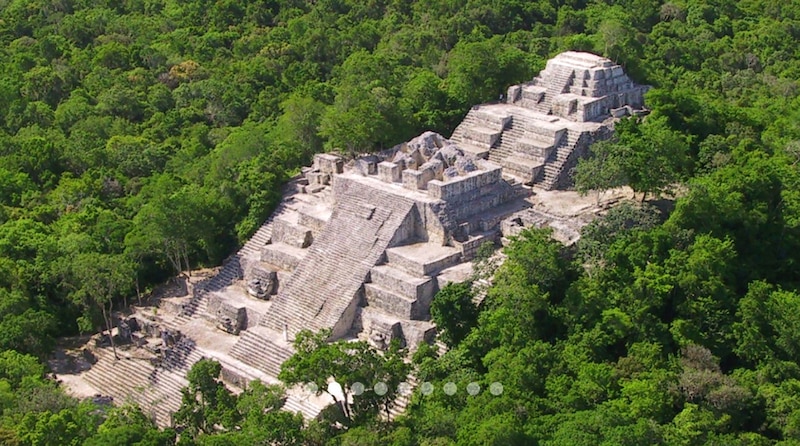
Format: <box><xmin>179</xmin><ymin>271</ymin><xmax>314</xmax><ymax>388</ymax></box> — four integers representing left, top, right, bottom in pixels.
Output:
<box><xmin>67</xmin><ymin>51</ymin><xmax>646</xmax><ymax>426</ymax></box>
<box><xmin>450</xmin><ymin>51</ymin><xmax>647</xmax><ymax>188</ymax></box>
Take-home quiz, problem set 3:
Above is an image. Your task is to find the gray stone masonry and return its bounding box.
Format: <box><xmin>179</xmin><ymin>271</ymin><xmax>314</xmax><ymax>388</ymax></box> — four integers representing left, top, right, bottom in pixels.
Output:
<box><xmin>257</xmin><ymin>177</ymin><xmax>418</xmax><ymax>340</ymax></box>
<box><xmin>450</xmin><ymin>51</ymin><xmax>651</xmax><ymax>188</ymax></box>
<box><xmin>66</xmin><ymin>52</ymin><xmax>647</xmax><ymax>429</ymax></box>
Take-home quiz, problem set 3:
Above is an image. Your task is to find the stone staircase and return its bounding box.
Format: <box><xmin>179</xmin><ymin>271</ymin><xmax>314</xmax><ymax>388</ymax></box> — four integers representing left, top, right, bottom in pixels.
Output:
<box><xmin>486</xmin><ymin>110</ymin><xmax>569</xmax><ymax>183</ymax></box>
<box><xmin>387</xmin><ymin>373</ymin><xmax>418</xmax><ymax>421</ymax></box>
<box><xmin>489</xmin><ymin>118</ymin><xmax>526</xmax><ymax>164</ymax></box>
<box><xmin>257</xmin><ymin>185</ymin><xmax>416</xmax><ymax>340</ymax></box>
<box><xmin>489</xmin><ymin>112</ymin><xmax>559</xmax><ymax>163</ymax></box>
<box><xmin>165</xmin><ymin>199</ymin><xmax>295</xmax><ymax>329</ymax></box>
<box><xmin>81</xmin><ymin>339</ymin><xmax>204</xmax><ymax>426</ymax></box>
<box><xmin>283</xmin><ymin>393</ymin><xmax>326</xmax><ymax>420</ymax></box>
<box><xmin>449</xmin><ymin>108</ymin><xmax>510</xmax><ymax>158</ymax></box>
<box><xmin>229</xmin><ymin>326</ymin><xmax>294</xmax><ymax>378</ymax></box>
<box><xmin>540</xmin><ymin>129</ymin><xmax>583</xmax><ymax>190</ymax></box>
<box><xmin>540</xmin><ymin>65</ymin><xmax>576</xmax><ymax>110</ymax></box>
<box><xmin>83</xmin><ymin>334</ymin><xmax>326</xmax><ymax>425</ymax></box>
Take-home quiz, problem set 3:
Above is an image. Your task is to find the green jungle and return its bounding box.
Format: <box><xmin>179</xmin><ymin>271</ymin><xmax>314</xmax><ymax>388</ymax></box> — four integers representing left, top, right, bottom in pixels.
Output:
<box><xmin>1</xmin><ymin>0</ymin><xmax>800</xmax><ymax>444</ymax></box>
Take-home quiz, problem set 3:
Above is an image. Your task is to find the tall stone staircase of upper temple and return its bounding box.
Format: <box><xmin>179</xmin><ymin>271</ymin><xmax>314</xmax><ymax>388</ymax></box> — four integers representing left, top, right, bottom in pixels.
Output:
<box><xmin>229</xmin><ymin>188</ymin><xmax>416</xmax><ymax>379</ymax></box>
<box><xmin>449</xmin><ymin>108</ymin><xmax>510</xmax><ymax>158</ymax></box>
<box><xmin>542</xmin><ymin>66</ymin><xmax>575</xmax><ymax>108</ymax></box>
<box><xmin>539</xmin><ymin>128</ymin><xmax>583</xmax><ymax>190</ymax></box>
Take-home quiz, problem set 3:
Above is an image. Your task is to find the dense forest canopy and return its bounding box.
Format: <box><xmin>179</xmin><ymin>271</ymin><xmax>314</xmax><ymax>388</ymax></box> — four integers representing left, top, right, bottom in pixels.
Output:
<box><xmin>1</xmin><ymin>0</ymin><xmax>800</xmax><ymax>444</ymax></box>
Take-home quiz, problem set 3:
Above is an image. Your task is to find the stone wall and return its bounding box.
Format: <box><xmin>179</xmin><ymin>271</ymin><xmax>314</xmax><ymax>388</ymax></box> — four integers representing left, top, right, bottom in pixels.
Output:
<box><xmin>208</xmin><ymin>295</ymin><xmax>247</xmax><ymax>335</ymax></box>
<box><xmin>427</xmin><ymin>165</ymin><xmax>502</xmax><ymax>200</ymax></box>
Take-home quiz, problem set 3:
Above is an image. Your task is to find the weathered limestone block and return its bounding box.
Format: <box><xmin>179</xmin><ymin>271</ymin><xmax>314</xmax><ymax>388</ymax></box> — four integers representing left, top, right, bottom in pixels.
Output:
<box><xmin>426</xmin><ymin>166</ymin><xmax>502</xmax><ymax>200</ymax></box>
<box><xmin>611</xmin><ymin>106</ymin><xmax>629</xmax><ymax>118</ymax></box>
<box><xmin>522</xmin><ymin>85</ymin><xmax>546</xmax><ymax>102</ymax></box>
<box><xmin>507</xmin><ymin>84</ymin><xmax>521</xmax><ymax>103</ymax></box>
<box><xmin>261</xmin><ymin>244</ymin><xmax>305</xmax><ymax>271</ymax></box>
<box><xmin>454</xmin><ymin>157</ymin><xmax>477</xmax><ymax>175</ymax></box>
<box><xmin>400</xmin><ymin>322</ymin><xmax>436</xmax><ymax>350</ymax></box>
<box><xmin>402</xmin><ymin>169</ymin><xmax>428</xmax><ymax>190</ymax></box>
<box><xmin>464</xmin><ymin>127</ymin><xmax>500</xmax><ymax>146</ymax></box>
<box><xmin>516</xmin><ymin>138</ymin><xmax>554</xmax><ymax>158</ymax></box>
<box><xmin>370</xmin><ymin>265</ymin><xmax>436</xmax><ymax>302</ymax></box>
<box><xmin>115</xmin><ymin>317</ymin><xmax>139</xmax><ymax>344</ymax></box>
<box><xmin>213</xmin><ymin>300</ymin><xmax>246</xmax><ymax>335</ymax></box>
<box><xmin>475</xmin><ymin>110</ymin><xmax>512</xmax><ymax>128</ymax></box>
<box><xmin>297</xmin><ymin>212</ymin><xmax>327</xmax><ymax>234</ymax></box>
<box><xmin>313</xmin><ymin>153</ymin><xmax>344</xmax><ymax>174</ymax></box>
<box><xmin>385</xmin><ymin>245</ymin><xmax>462</xmax><ymax>277</ymax></box>
<box><xmin>431</xmin><ymin>144</ymin><xmax>461</xmax><ymax>165</ymax></box>
<box><xmin>378</xmin><ymin>161</ymin><xmax>402</xmax><ymax>183</ymax></box>
<box><xmin>365</xmin><ymin>284</ymin><xmax>416</xmax><ymax>319</ymax></box>
<box><xmin>501</xmin><ymin>154</ymin><xmax>544</xmax><ymax>184</ymax></box>
<box><xmin>306</xmin><ymin>172</ymin><xmax>330</xmax><ymax>186</ymax></box>
<box><xmin>407</xmin><ymin>131</ymin><xmax>444</xmax><ymax>158</ymax></box>
<box><xmin>271</xmin><ymin>218</ymin><xmax>313</xmax><ymax>248</ymax></box>
<box><xmin>355</xmin><ymin>155</ymin><xmax>380</xmax><ymax>176</ymax></box>
<box><xmin>245</xmin><ymin>264</ymin><xmax>278</xmax><ymax>299</ymax></box>
<box><xmin>368</xmin><ymin>319</ymin><xmax>404</xmax><ymax>350</ymax></box>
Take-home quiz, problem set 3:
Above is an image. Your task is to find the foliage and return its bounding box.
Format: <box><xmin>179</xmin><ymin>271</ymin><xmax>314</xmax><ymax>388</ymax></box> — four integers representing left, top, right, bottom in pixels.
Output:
<box><xmin>576</xmin><ymin>116</ymin><xmax>691</xmax><ymax>200</ymax></box>
<box><xmin>174</xmin><ymin>359</ymin><xmax>239</xmax><ymax>440</ymax></box>
<box><xmin>430</xmin><ymin>282</ymin><xmax>478</xmax><ymax>348</ymax></box>
<box><xmin>280</xmin><ymin>329</ymin><xmax>411</xmax><ymax>426</ymax></box>
<box><xmin>1</xmin><ymin>0</ymin><xmax>800</xmax><ymax>443</ymax></box>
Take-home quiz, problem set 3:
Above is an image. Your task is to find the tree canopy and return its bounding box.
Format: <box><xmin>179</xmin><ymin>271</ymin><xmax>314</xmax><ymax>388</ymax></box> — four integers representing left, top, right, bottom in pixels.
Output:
<box><xmin>2</xmin><ymin>0</ymin><xmax>800</xmax><ymax>443</ymax></box>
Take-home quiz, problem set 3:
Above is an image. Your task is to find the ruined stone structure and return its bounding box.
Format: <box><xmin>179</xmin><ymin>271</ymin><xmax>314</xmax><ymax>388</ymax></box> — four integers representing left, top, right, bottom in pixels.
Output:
<box><xmin>62</xmin><ymin>51</ymin><xmax>647</xmax><ymax>426</ymax></box>
<box><xmin>450</xmin><ymin>51</ymin><xmax>648</xmax><ymax>188</ymax></box>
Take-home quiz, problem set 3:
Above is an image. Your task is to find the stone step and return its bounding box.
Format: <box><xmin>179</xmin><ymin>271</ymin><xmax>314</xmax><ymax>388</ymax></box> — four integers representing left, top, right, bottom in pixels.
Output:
<box><xmin>385</xmin><ymin>243</ymin><xmax>462</xmax><ymax>277</ymax></box>
<box><xmin>271</xmin><ymin>215</ymin><xmax>313</xmax><ymax>248</ymax></box>
<box><xmin>260</xmin><ymin>243</ymin><xmax>308</xmax><ymax>271</ymax></box>
<box><xmin>501</xmin><ymin>153</ymin><xmax>545</xmax><ymax>184</ymax></box>
<box><xmin>387</xmin><ymin>373</ymin><xmax>418</xmax><ymax>420</ymax></box>
<box><xmin>81</xmin><ymin>347</ymin><xmax>188</xmax><ymax>426</ymax></box>
<box><xmin>229</xmin><ymin>328</ymin><xmax>294</xmax><ymax>378</ymax></box>
<box><xmin>283</xmin><ymin>395</ymin><xmax>324</xmax><ymax>420</ymax></box>
<box><xmin>364</xmin><ymin>283</ymin><xmax>424</xmax><ymax>320</ymax></box>
<box><xmin>259</xmin><ymin>184</ymin><xmax>417</xmax><ymax>339</ymax></box>
<box><xmin>369</xmin><ymin>265</ymin><xmax>435</xmax><ymax>302</ymax></box>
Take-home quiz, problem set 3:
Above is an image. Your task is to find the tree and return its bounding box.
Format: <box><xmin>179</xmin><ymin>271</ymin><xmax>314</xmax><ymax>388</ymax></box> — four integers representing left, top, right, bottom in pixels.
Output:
<box><xmin>577</xmin><ymin>201</ymin><xmax>661</xmax><ymax>267</ymax></box>
<box><xmin>228</xmin><ymin>380</ymin><xmax>306</xmax><ymax>446</ymax></box>
<box><xmin>445</xmin><ymin>36</ymin><xmax>532</xmax><ymax>108</ymax></box>
<box><xmin>573</xmin><ymin>139</ymin><xmax>628</xmax><ymax>201</ymax></box>
<box><xmin>85</xmin><ymin>403</ymin><xmax>176</xmax><ymax>446</ymax></box>
<box><xmin>735</xmin><ymin>281</ymin><xmax>800</xmax><ymax>366</ymax></box>
<box><xmin>430</xmin><ymin>282</ymin><xmax>478</xmax><ymax>348</ymax></box>
<box><xmin>174</xmin><ymin>359</ymin><xmax>239</xmax><ymax>440</ymax></box>
<box><xmin>127</xmin><ymin>175</ymin><xmax>219</xmax><ymax>277</ymax></box>
<box><xmin>620</xmin><ymin>116</ymin><xmax>690</xmax><ymax>200</ymax></box>
<box><xmin>67</xmin><ymin>253</ymin><xmax>135</xmax><ymax>360</ymax></box>
<box><xmin>16</xmin><ymin>401</ymin><xmax>102</xmax><ymax>446</ymax></box>
<box><xmin>0</xmin><ymin>289</ymin><xmax>57</xmax><ymax>357</ymax></box>
<box><xmin>319</xmin><ymin>85</ymin><xmax>400</xmax><ymax>154</ymax></box>
<box><xmin>580</xmin><ymin>117</ymin><xmax>690</xmax><ymax>201</ymax></box>
<box><xmin>280</xmin><ymin>329</ymin><xmax>411</xmax><ymax>424</ymax></box>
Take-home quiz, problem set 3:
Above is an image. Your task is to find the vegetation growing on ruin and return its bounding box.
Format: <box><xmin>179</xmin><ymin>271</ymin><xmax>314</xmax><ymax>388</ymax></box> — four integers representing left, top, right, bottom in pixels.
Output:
<box><xmin>1</xmin><ymin>0</ymin><xmax>800</xmax><ymax>444</ymax></box>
